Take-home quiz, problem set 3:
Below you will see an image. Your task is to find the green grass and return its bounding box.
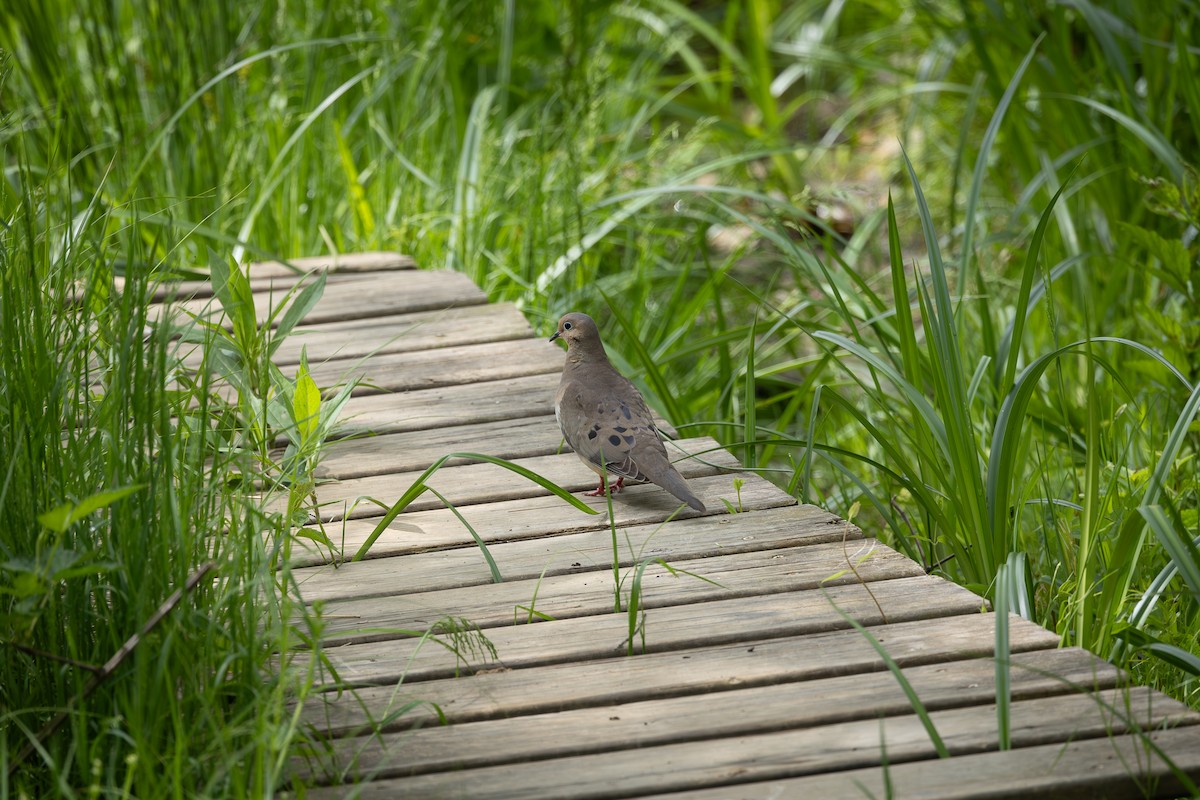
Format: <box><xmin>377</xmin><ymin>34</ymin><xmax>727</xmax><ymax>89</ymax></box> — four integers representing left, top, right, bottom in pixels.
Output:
<box><xmin>2</xmin><ymin>0</ymin><xmax>1199</xmax><ymax>794</ymax></box>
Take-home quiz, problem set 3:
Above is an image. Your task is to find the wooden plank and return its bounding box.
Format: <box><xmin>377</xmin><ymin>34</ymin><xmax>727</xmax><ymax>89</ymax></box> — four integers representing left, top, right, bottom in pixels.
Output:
<box><xmin>310</xmin><ymin>537</ymin><xmax>924</xmax><ymax>642</ymax></box>
<box><xmin>311</xmin><ymin>415</ymin><xmax>562</xmax><ymax>480</ymax></box>
<box><xmin>332</xmin><ymin>373</ymin><xmax>561</xmax><ymax>437</ymax></box>
<box><xmin>641</xmin><ymin>725</ymin><xmax>1200</xmax><ymax>800</ymax></box>
<box><xmin>160</xmin><ymin>269</ymin><xmax>485</xmax><ymax>326</ymax></box>
<box><xmin>302</xmin><ymin>337</ymin><xmax>563</xmax><ymax>396</ymax></box>
<box><xmin>289</xmin><ymin>471</ymin><xmax>800</xmax><ymax>567</ymax></box>
<box><xmin>275</xmin><ymin>302</ymin><xmax>531</xmax><ymax>366</ymax></box>
<box><xmin>139</xmin><ymin>252</ymin><xmax>416</xmax><ymax>301</ymax></box>
<box><xmin>307</xmin><ymin>578</ymin><xmax>1022</xmax><ymax>686</ymax></box>
<box><xmin>304</xmin><ymin>687</ymin><xmax>1196</xmax><ymax>799</ymax></box>
<box><xmin>206</xmin><ymin>337</ymin><xmax>562</xmax><ymax>409</ymax></box>
<box><xmin>303</xmin><ymin>649</ymin><xmax>1122</xmax><ymax>779</ymax></box>
<box><xmin>180</xmin><ymin>303</ymin><xmax>534</xmax><ymax>370</ymax></box>
<box><xmin>304</xmin><ymin>575</ymin><xmax>998</xmax><ymax>690</ymax></box>
<box><xmin>311</xmin><ymin>412</ymin><xmax>680</xmax><ymax>483</ymax></box>
<box><xmin>300</xmin><ymin>580</ymin><xmax>1047</xmax><ymax>731</ymax></box>
<box><xmin>293</xmin><ymin>503</ymin><xmax>853</xmax><ymax>601</ymax></box>
<box><xmin>297</xmin><ymin>436</ymin><xmax>737</xmax><ymax>522</ymax></box>
<box><xmin>245</xmin><ymin>251</ymin><xmax>416</xmax><ymax>277</ymax></box>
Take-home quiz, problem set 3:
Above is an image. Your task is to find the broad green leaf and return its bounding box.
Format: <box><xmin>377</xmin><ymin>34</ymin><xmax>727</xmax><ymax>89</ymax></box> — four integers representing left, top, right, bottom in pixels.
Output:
<box><xmin>1141</xmin><ymin>506</ymin><xmax>1200</xmax><ymax>605</ymax></box>
<box><xmin>293</xmin><ymin>361</ymin><xmax>321</xmax><ymax>446</ymax></box>
<box><xmin>38</xmin><ymin>485</ymin><xmax>147</xmax><ymax>533</ymax></box>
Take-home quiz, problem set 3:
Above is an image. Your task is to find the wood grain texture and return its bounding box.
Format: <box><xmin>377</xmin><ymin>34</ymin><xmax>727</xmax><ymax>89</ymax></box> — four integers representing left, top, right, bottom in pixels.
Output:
<box><xmin>288</xmin><ymin>471</ymin><xmax>801</xmax><ymax>567</ymax></box>
<box><xmin>301</xmin><ymin>649</ymin><xmax>1123</xmax><ymax>780</ymax></box>
<box><xmin>140</xmin><ymin>251</ymin><xmax>416</xmax><ymax>300</ymax></box>
<box><xmin>301</xmin><ymin>589</ymin><xmax>1047</xmax><ymax>688</ymax></box>
<box><xmin>158</xmin><ymin>269</ymin><xmax>484</xmax><ymax>326</ymax></box>
<box><xmin>310</xmin><ymin>415</ymin><xmax>563</xmax><ymax>480</ymax></box>
<box><xmin>308</xmin><ymin>537</ymin><xmax>923</xmax><ymax>643</ymax></box>
<box><xmin>245</xmin><ymin>251</ymin><xmax>416</xmax><ymax>276</ymax></box>
<box><xmin>181</xmin><ymin>303</ymin><xmax>534</xmax><ymax>369</ymax></box>
<box><xmin>303</xmin><ymin>337</ymin><xmax>564</xmax><ymax>396</ymax></box>
<box><xmin>293</xmin><ymin>503</ymin><xmax>840</xmax><ymax>600</ymax></box>
<box><xmin>642</xmin><ymin>725</ymin><xmax>1200</xmax><ymax>800</ymax></box>
<box><xmin>291</xmin><ymin>436</ymin><xmax>736</xmax><ymax>522</ymax></box>
<box><xmin>331</xmin><ymin>373</ymin><xmax>561</xmax><ymax>437</ymax></box>
<box><xmin>304</xmin><ymin>688</ymin><xmax>1199</xmax><ymax>799</ymax></box>
<box><xmin>299</xmin><ymin>578</ymin><xmax>1041</xmax><ymax>731</ymax></box>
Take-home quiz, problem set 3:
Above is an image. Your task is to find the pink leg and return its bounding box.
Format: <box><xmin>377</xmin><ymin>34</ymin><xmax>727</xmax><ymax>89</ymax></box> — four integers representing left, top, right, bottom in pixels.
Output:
<box><xmin>583</xmin><ymin>476</ymin><xmax>625</xmax><ymax>497</ymax></box>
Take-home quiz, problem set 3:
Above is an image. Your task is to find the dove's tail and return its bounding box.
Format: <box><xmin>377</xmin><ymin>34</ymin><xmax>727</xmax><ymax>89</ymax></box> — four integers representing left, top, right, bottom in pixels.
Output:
<box><xmin>656</xmin><ymin>466</ymin><xmax>706</xmax><ymax>513</ymax></box>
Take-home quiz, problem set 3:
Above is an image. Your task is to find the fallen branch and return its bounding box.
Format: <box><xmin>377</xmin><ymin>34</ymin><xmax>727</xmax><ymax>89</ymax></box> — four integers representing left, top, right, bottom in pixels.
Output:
<box><xmin>8</xmin><ymin>561</ymin><xmax>218</xmax><ymax>776</ymax></box>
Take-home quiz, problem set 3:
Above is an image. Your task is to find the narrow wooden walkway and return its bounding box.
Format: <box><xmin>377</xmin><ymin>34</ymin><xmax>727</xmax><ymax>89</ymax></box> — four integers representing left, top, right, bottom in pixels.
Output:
<box><xmin>212</xmin><ymin>254</ymin><xmax>1199</xmax><ymax>798</ymax></box>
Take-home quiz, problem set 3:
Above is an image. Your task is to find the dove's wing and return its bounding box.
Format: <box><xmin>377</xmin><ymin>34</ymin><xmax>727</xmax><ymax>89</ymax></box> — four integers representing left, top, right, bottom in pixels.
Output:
<box><xmin>556</xmin><ymin>374</ymin><xmax>663</xmax><ymax>481</ymax></box>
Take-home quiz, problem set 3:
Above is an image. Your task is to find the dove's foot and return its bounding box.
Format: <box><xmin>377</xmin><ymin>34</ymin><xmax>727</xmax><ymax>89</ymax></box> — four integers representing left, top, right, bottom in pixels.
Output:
<box><xmin>584</xmin><ymin>477</ymin><xmax>625</xmax><ymax>497</ymax></box>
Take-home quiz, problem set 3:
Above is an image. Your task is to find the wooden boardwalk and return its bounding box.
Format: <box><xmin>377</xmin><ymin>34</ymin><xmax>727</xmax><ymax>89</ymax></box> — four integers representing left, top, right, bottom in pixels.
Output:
<box><xmin>207</xmin><ymin>254</ymin><xmax>1200</xmax><ymax>798</ymax></box>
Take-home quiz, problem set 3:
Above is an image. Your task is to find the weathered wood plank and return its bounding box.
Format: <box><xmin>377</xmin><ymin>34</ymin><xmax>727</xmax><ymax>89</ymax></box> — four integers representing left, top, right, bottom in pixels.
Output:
<box><xmin>161</xmin><ymin>269</ymin><xmax>485</xmax><ymax>326</ymax></box>
<box><xmin>244</xmin><ymin>251</ymin><xmax>416</xmax><ymax>277</ymax></box>
<box><xmin>294</xmin><ymin>503</ymin><xmax>851</xmax><ymax>601</ymax></box>
<box><xmin>302</xmin><ymin>337</ymin><xmax>562</xmax><ymax>396</ymax></box>
<box><xmin>309</xmin><ymin>585</ymin><xmax>1032</xmax><ymax>690</ymax></box>
<box><xmin>305</xmin><ymin>687</ymin><xmax>1197</xmax><ymax>799</ymax></box>
<box><xmin>642</xmin><ymin>725</ymin><xmax>1200</xmax><ymax>800</ymax></box>
<box><xmin>296</xmin><ymin>436</ymin><xmax>737</xmax><ymax>522</ymax></box>
<box><xmin>303</xmin><ymin>649</ymin><xmax>1122</xmax><ymax>780</ymax></box>
<box><xmin>279</xmin><ymin>302</ymin><xmax>532</xmax><ymax>365</ymax></box>
<box><xmin>140</xmin><ymin>252</ymin><xmax>416</xmax><ymax>301</ymax></box>
<box><xmin>300</xmin><ymin>586</ymin><xmax>1058</xmax><ymax>732</ymax></box>
<box><xmin>289</xmin><ymin>472</ymin><xmax>799</xmax><ymax>567</ymax></box>
<box><xmin>311</xmin><ymin>415</ymin><xmax>562</xmax><ymax>480</ymax></box>
<box><xmin>181</xmin><ymin>303</ymin><xmax>534</xmax><ymax>370</ymax></box>
<box><xmin>311</xmin><ymin>537</ymin><xmax>923</xmax><ymax>642</ymax></box>
<box><xmin>309</xmin><ymin>582</ymin><xmax>1012</xmax><ymax>695</ymax></box>
<box><xmin>332</xmin><ymin>373</ymin><xmax>561</xmax><ymax>437</ymax></box>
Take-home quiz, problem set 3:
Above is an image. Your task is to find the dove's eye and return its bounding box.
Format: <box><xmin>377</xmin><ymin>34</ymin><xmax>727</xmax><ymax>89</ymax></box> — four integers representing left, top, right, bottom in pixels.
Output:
<box><xmin>563</xmin><ymin>322</ymin><xmax>573</xmax><ymax>330</ymax></box>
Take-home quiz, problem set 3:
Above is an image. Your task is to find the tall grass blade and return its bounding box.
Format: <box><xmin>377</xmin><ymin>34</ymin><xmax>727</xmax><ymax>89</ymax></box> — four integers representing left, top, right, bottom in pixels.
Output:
<box><xmin>997</xmin><ymin>177</ymin><xmax>1072</xmax><ymax>394</ymax></box>
<box><xmin>1140</xmin><ymin>506</ymin><xmax>1200</xmax><ymax>607</ymax></box>
<box><xmin>743</xmin><ymin>317</ymin><xmax>758</xmax><ymax>470</ymax></box>
<box><xmin>829</xmin><ymin>601</ymin><xmax>950</xmax><ymax>759</ymax></box>
<box><xmin>959</xmin><ymin>35</ymin><xmax>1043</xmax><ymax>302</ymax></box>
<box><xmin>354</xmin><ymin>453</ymin><xmax>598</xmax><ymax>560</ymax></box>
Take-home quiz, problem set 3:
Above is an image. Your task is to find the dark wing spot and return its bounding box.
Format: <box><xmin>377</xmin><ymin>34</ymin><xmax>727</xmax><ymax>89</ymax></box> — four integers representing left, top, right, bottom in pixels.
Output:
<box><xmin>614</xmin><ymin>426</ymin><xmax>627</xmax><ymax>433</ymax></box>
<box><xmin>592</xmin><ymin>422</ymin><xmax>601</xmax><ymax>431</ymax></box>
<box><xmin>621</xmin><ymin>404</ymin><xmax>633</xmax><ymax>420</ymax></box>
<box><xmin>587</xmin><ymin>430</ymin><xmax>598</xmax><ymax>440</ymax></box>
<box><xmin>623</xmin><ymin>435</ymin><xmax>635</xmax><ymax>445</ymax></box>
<box><xmin>608</xmin><ymin>435</ymin><xmax>622</xmax><ymax>447</ymax></box>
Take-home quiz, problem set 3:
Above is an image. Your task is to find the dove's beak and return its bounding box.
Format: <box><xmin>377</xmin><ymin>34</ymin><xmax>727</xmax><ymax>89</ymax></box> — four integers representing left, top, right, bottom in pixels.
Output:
<box><xmin>549</xmin><ymin>330</ymin><xmax>561</xmax><ymax>343</ymax></box>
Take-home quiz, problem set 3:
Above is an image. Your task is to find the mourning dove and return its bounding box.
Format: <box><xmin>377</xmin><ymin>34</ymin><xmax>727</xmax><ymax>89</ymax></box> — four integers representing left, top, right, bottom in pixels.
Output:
<box><xmin>549</xmin><ymin>312</ymin><xmax>705</xmax><ymax>512</ymax></box>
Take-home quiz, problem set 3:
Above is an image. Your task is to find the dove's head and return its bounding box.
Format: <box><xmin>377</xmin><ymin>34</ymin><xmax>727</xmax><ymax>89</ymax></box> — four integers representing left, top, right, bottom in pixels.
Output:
<box><xmin>549</xmin><ymin>312</ymin><xmax>602</xmax><ymax>353</ymax></box>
